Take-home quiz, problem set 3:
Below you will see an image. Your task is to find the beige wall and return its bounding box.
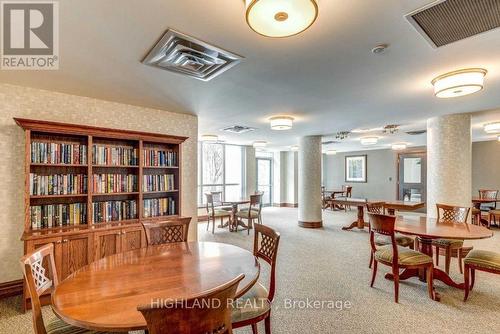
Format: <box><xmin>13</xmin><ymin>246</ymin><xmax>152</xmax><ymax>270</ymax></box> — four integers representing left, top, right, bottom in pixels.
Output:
<box><xmin>472</xmin><ymin>140</ymin><xmax>500</xmax><ymax>194</ymax></box>
<box><xmin>0</xmin><ymin>83</ymin><xmax>198</xmax><ymax>283</ymax></box>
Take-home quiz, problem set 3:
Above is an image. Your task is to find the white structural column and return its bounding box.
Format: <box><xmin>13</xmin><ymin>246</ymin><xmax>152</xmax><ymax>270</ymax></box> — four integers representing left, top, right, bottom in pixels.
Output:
<box><xmin>298</xmin><ymin>136</ymin><xmax>323</xmax><ymax>228</ymax></box>
<box><xmin>427</xmin><ymin>114</ymin><xmax>472</xmax><ymax>219</ymax></box>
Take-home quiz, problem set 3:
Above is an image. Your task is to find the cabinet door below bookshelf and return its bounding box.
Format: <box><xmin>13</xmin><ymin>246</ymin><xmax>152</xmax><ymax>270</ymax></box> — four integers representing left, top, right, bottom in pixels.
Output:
<box><xmin>61</xmin><ymin>234</ymin><xmax>93</xmax><ymax>279</ymax></box>
<box><xmin>94</xmin><ymin>230</ymin><xmax>122</xmax><ymax>260</ymax></box>
<box><xmin>121</xmin><ymin>226</ymin><xmax>146</xmax><ymax>252</ymax></box>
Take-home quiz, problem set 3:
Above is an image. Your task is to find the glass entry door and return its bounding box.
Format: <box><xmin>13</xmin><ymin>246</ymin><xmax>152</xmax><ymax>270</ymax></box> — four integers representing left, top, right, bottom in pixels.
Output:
<box><xmin>398</xmin><ymin>152</ymin><xmax>426</xmax><ymax>205</ymax></box>
<box><xmin>257</xmin><ymin>158</ymin><xmax>272</xmax><ymax>206</ymax></box>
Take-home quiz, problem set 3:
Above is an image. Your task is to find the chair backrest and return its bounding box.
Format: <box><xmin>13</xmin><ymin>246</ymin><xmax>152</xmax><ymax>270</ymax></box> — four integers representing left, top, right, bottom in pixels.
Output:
<box><xmin>367</xmin><ymin>213</ymin><xmax>398</xmax><ymax>266</ymax></box>
<box><xmin>142</xmin><ymin>217</ymin><xmax>191</xmax><ymax>246</ymax></box>
<box><xmin>366</xmin><ymin>202</ymin><xmax>386</xmax><ymax>215</ymax></box>
<box><xmin>478</xmin><ymin>189</ymin><xmax>498</xmax><ymax>200</ymax></box>
<box><xmin>436</xmin><ymin>204</ymin><xmax>470</xmax><ymax>223</ymax></box>
<box><xmin>211</xmin><ymin>191</ymin><xmax>224</xmax><ymax>206</ymax></box>
<box><xmin>138</xmin><ymin>274</ymin><xmax>244</xmax><ymax>334</ymax></box>
<box><xmin>253</xmin><ymin>224</ymin><xmax>280</xmax><ymax>302</ymax></box>
<box><xmin>205</xmin><ymin>193</ymin><xmax>215</xmax><ymax>213</ymax></box>
<box><xmin>250</xmin><ymin>194</ymin><xmax>261</xmax><ymax>209</ymax></box>
<box><xmin>20</xmin><ymin>243</ymin><xmax>59</xmax><ymax>334</ymax></box>
<box><xmin>343</xmin><ymin>185</ymin><xmax>352</xmax><ymax>197</ymax></box>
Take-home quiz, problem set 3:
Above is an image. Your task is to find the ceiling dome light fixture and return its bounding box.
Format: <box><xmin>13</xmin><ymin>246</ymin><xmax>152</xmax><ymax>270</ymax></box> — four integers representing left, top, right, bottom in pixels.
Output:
<box><xmin>360</xmin><ymin>137</ymin><xmax>378</xmax><ymax>146</ymax></box>
<box><xmin>484</xmin><ymin>122</ymin><xmax>500</xmax><ymax>134</ymax></box>
<box><xmin>431</xmin><ymin>68</ymin><xmax>487</xmax><ymax>98</ymax></box>
<box><xmin>245</xmin><ymin>0</ymin><xmax>319</xmax><ymax>38</ymax></box>
<box><xmin>391</xmin><ymin>143</ymin><xmax>407</xmax><ymax>150</ymax></box>
<box><xmin>270</xmin><ymin>116</ymin><xmax>294</xmax><ymax>130</ymax></box>
<box><xmin>200</xmin><ymin>134</ymin><xmax>219</xmax><ymax>142</ymax></box>
<box><xmin>253</xmin><ymin>140</ymin><xmax>268</xmax><ymax>148</ymax></box>
<box><xmin>326</xmin><ymin>150</ymin><xmax>337</xmax><ymax>155</ymax></box>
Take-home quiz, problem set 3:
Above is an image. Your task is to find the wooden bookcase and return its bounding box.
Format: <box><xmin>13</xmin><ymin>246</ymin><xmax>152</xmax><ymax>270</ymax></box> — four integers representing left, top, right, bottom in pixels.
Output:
<box><xmin>15</xmin><ymin>118</ymin><xmax>187</xmax><ymax>310</ymax></box>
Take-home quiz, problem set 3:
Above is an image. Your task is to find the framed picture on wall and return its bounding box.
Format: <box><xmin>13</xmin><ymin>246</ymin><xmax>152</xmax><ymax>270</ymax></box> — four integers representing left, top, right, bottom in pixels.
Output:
<box><xmin>345</xmin><ymin>155</ymin><xmax>367</xmax><ymax>183</ymax></box>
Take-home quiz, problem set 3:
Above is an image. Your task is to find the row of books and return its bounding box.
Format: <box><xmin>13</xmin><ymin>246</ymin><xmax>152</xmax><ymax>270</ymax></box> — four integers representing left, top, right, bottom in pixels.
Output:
<box><xmin>93</xmin><ymin>174</ymin><xmax>137</xmax><ymax>193</ymax></box>
<box><xmin>92</xmin><ymin>200</ymin><xmax>137</xmax><ymax>223</ymax></box>
<box><xmin>143</xmin><ymin>174</ymin><xmax>175</xmax><ymax>192</ymax></box>
<box><xmin>31</xmin><ymin>142</ymin><xmax>87</xmax><ymax>165</ymax></box>
<box><xmin>143</xmin><ymin>149</ymin><xmax>177</xmax><ymax>167</ymax></box>
<box><xmin>29</xmin><ymin>173</ymin><xmax>87</xmax><ymax>196</ymax></box>
<box><xmin>30</xmin><ymin>203</ymin><xmax>87</xmax><ymax>229</ymax></box>
<box><xmin>143</xmin><ymin>197</ymin><xmax>176</xmax><ymax>217</ymax></box>
<box><xmin>92</xmin><ymin>145</ymin><xmax>138</xmax><ymax>166</ymax></box>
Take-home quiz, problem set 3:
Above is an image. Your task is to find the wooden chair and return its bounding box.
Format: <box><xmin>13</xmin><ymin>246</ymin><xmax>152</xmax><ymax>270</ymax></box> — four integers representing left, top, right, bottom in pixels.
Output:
<box><xmin>20</xmin><ymin>243</ymin><xmax>113</xmax><ymax>334</ymax></box>
<box><xmin>342</xmin><ymin>185</ymin><xmax>352</xmax><ymax>211</ymax></box>
<box><xmin>367</xmin><ymin>202</ymin><xmax>414</xmax><ymax>269</ymax></box>
<box><xmin>232</xmin><ymin>224</ymin><xmax>280</xmax><ymax>334</ymax></box>
<box><xmin>368</xmin><ymin>213</ymin><xmax>434</xmax><ymax>303</ymax></box>
<box><xmin>489</xmin><ymin>209</ymin><xmax>500</xmax><ymax>228</ymax></box>
<box><xmin>211</xmin><ymin>191</ymin><xmax>233</xmax><ymax>211</ymax></box>
<box><xmin>205</xmin><ymin>193</ymin><xmax>231</xmax><ymax>234</ymax></box>
<box><xmin>432</xmin><ymin>204</ymin><xmax>470</xmax><ymax>274</ymax></box>
<box><xmin>478</xmin><ymin>189</ymin><xmax>498</xmax><ymax>211</ymax></box>
<box><xmin>142</xmin><ymin>217</ymin><xmax>191</xmax><ymax>245</ymax></box>
<box><xmin>471</xmin><ymin>207</ymin><xmax>482</xmax><ymax>226</ymax></box>
<box><xmin>138</xmin><ymin>274</ymin><xmax>245</xmax><ymax>334</ymax></box>
<box><xmin>235</xmin><ymin>194</ymin><xmax>261</xmax><ymax>234</ymax></box>
<box><xmin>253</xmin><ymin>191</ymin><xmax>264</xmax><ymax>224</ymax></box>
<box><xmin>463</xmin><ymin>250</ymin><xmax>500</xmax><ymax>301</ymax></box>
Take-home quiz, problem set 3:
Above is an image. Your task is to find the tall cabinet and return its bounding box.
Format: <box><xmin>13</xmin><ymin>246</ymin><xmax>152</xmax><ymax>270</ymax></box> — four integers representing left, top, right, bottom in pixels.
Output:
<box><xmin>15</xmin><ymin>118</ymin><xmax>187</xmax><ymax>310</ymax></box>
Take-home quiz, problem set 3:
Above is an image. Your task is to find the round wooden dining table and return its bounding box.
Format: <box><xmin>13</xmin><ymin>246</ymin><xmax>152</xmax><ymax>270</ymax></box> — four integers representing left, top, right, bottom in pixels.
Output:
<box><xmin>51</xmin><ymin>241</ymin><xmax>260</xmax><ymax>332</ymax></box>
<box><xmin>388</xmin><ymin>215</ymin><xmax>493</xmax><ymax>300</ymax></box>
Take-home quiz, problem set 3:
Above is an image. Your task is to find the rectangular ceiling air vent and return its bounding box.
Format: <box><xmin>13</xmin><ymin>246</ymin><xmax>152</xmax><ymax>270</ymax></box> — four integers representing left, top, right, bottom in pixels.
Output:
<box><xmin>405</xmin><ymin>0</ymin><xmax>500</xmax><ymax>48</ymax></box>
<box><xmin>143</xmin><ymin>29</ymin><xmax>243</xmax><ymax>81</ymax></box>
<box><xmin>221</xmin><ymin>125</ymin><xmax>256</xmax><ymax>134</ymax></box>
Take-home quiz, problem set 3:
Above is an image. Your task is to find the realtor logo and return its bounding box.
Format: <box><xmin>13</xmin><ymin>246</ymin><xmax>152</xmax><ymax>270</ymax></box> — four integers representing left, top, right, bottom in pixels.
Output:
<box><xmin>1</xmin><ymin>1</ymin><xmax>59</xmax><ymax>69</ymax></box>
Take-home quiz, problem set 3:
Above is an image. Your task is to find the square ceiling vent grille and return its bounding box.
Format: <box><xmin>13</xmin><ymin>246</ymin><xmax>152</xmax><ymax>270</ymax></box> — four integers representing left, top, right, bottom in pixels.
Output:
<box><xmin>143</xmin><ymin>29</ymin><xmax>243</xmax><ymax>81</ymax></box>
<box><xmin>405</xmin><ymin>0</ymin><xmax>500</xmax><ymax>48</ymax></box>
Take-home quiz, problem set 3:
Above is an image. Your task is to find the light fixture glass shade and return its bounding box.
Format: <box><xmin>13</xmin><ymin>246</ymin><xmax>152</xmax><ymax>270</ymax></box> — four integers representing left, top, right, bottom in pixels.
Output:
<box><xmin>200</xmin><ymin>134</ymin><xmax>218</xmax><ymax>142</ymax></box>
<box><xmin>270</xmin><ymin>116</ymin><xmax>294</xmax><ymax>130</ymax></box>
<box><xmin>326</xmin><ymin>150</ymin><xmax>337</xmax><ymax>155</ymax></box>
<box><xmin>391</xmin><ymin>143</ymin><xmax>407</xmax><ymax>150</ymax></box>
<box><xmin>253</xmin><ymin>140</ymin><xmax>267</xmax><ymax>148</ymax></box>
<box><xmin>360</xmin><ymin>137</ymin><xmax>378</xmax><ymax>145</ymax></box>
<box><xmin>290</xmin><ymin>145</ymin><xmax>299</xmax><ymax>151</ymax></box>
<box><xmin>432</xmin><ymin>68</ymin><xmax>487</xmax><ymax>98</ymax></box>
<box><xmin>484</xmin><ymin>122</ymin><xmax>500</xmax><ymax>134</ymax></box>
<box><xmin>245</xmin><ymin>0</ymin><xmax>318</xmax><ymax>38</ymax></box>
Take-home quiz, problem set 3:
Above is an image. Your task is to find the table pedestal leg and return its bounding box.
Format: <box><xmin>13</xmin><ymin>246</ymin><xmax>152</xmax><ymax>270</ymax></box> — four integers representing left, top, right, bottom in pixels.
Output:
<box><xmin>342</xmin><ymin>205</ymin><xmax>369</xmax><ymax>230</ymax></box>
<box><xmin>387</xmin><ymin>208</ymin><xmax>396</xmax><ymax>215</ymax></box>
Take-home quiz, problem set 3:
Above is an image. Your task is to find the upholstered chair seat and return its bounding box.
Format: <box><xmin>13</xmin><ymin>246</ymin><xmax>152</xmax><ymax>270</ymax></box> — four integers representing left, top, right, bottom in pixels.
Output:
<box><xmin>46</xmin><ymin>318</ymin><xmax>112</xmax><ymax>334</ymax></box>
<box><xmin>375</xmin><ymin>245</ymin><xmax>433</xmax><ymax>266</ymax></box>
<box><xmin>210</xmin><ymin>209</ymin><xmax>232</xmax><ymax>218</ymax></box>
<box><xmin>231</xmin><ymin>282</ymin><xmax>271</xmax><ymax>323</ymax></box>
<box><xmin>464</xmin><ymin>250</ymin><xmax>500</xmax><ymax>271</ymax></box>
<box><xmin>236</xmin><ymin>209</ymin><xmax>259</xmax><ymax>219</ymax></box>
<box><xmin>432</xmin><ymin>238</ymin><xmax>464</xmax><ymax>248</ymax></box>
<box><xmin>375</xmin><ymin>234</ymin><xmax>414</xmax><ymax>248</ymax></box>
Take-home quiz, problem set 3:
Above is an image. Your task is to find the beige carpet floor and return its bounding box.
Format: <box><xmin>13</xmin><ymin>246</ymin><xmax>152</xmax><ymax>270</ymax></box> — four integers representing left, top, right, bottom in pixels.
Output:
<box><xmin>1</xmin><ymin>207</ymin><xmax>499</xmax><ymax>334</ymax></box>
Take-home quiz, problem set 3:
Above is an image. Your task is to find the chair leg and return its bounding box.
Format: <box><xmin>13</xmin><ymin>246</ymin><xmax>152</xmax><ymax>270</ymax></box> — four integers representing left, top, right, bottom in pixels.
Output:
<box><xmin>445</xmin><ymin>247</ymin><xmax>451</xmax><ymax>275</ymax></box>
<box><xmin>248</xmin><ymin>219</ymin><xmax>252</xmax><ymax>235</ymax></box>
<box><xmin>426</xmin><ymin>264</ymin><xmax>434</xmax><ymax>300</ymax></box>
<box><xmin>369</xmin><ymin>251</ymin><xmax>373</xmax><ymax>269</ymax></box>
<box><xmin>264</xmin><ymin>314</ymin><xmax>271</xmax><ymax>334</ymax></box>
<box><xmin>435</xmin><ymin>246</ymin><xmax>439</xmax><ymax>266</ymax></box>
<box><xmin>251</xmin><ymin>323</ymin><xmax>258</xmax><ymax>334</ymax></box>
<box><xmin>393</xmin><ymin>268</ymin><xmax>399</xmax><ymax>303</ymax></box>
<box><xmin>212</xmin><ymin>218</ymin><xmax>216</xmax><ymax>234</ymax></box>
<box><xmin>370</xmin><ymin>260</ymin><xmax>378</xmax><ymax>287</ymax></box>
<box><xmin>458</xmin><ymin>248</ymin><xmax>463</xmax><ymax>274</ymax></box>
<box><xmin>464</xmin><ymin>264</ymin><xmax>470</xmax><ymax>301</ymax></box>
<box><xmin>206</xmin><ymin>217</ymin><xmax>210</xmax><ymax>231</ymax></box>
<box><xmin>470</xmin><ymin>268</ymin><xmax>475</xmax><ymax>290</ymax></box>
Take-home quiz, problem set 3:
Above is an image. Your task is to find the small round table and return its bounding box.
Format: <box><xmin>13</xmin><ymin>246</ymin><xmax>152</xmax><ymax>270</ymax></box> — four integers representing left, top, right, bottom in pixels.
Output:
<box><xmin>51</xmin><ymin>242</ymin><xmax>260</xmax><ymax>332</ymax></box>
<box><xmin>223</xmin><ymin>199</ymin><xmax>250</xmax><ymax>232</ymax></box>
<box><xmin>388</xmin><ymin>216</ymin><xmax>493</xmax><ymax>300</ymax></box>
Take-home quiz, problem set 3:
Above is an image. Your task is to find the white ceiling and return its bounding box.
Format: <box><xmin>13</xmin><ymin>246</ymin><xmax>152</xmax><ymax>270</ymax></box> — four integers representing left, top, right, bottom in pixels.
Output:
<box><xmin>1</xmin><ymin>0</ymin><xmax>500</xmax><ymax>151</ymax></box>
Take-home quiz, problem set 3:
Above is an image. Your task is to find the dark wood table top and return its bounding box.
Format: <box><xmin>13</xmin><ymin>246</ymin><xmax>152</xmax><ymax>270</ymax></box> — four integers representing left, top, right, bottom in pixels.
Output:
<box><xmin>395</xmin><ymin>216</ymin><xmax>493</xmax><ymax>240</ymax></box>
<box><xmin>472</xmin><ymin>197</ymin><xmax>500</xmax><ymax>203</ymax></box>
<box><xmin>383</xmin><ymin>201</ymin><xmax>425</xmax><ymax>210</ymax></box>
<box><xmin>51</xmin><ymin>242</ymin><xmax>260</xmax><ymax>332</ymax></box>
<box><xmin>329</xmin><ymin>197</ymin><xmax>367</xmax><ymax>206</ymax></box>
<box><xmin>223</xmin><ymin>199</ymin><xmax>250</xmax><ymax>205</ymax></box>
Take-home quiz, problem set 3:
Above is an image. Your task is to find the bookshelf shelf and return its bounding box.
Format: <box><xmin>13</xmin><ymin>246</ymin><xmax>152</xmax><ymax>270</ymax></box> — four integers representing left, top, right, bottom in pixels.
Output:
<box><xmin>142</xmin><ymin>166</ymin><xmax>179</xmax><ymax>169</ymax></box>
<box><xmin>143</xmin><ymin>190</ymin><xmax>179</xmax><ymax>194</ymax></box>
<box><xmin>30</xmin><ymin>194</ymin><xmax>88</xmax><ymax>199</ymax></box>
<box><xmin>31</xmin><ymin>163</ymin><xmax>88</xmax><ymax>167</ymax></box>
<box><xmin>92</xmin><ymin>165</ymin><xmax>139</xmax><ymax>168</ymax></box>
<box><xmin>92</xmin><ymin>192</ymin><xmax>139</xmax><ymax>197</ymax></box>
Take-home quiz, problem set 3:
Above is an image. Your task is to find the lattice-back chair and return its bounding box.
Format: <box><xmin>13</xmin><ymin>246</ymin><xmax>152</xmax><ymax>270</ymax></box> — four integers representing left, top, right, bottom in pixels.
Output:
<box><xmin>366</xmin><ymin>202</ymin><xmax>386</xmax><ymax>215</ymax></box>
<box><xmin>232</xmin><ymin>223</ymin><xmax>280</xmax><ymax>333</ymax></box>
<box><xmin>433</xmin><ymin>204</ymin><xmax>471</xmax><ymax>274</ymax></box>
<box><xmin>478</xmin><ymin>189</ymin><xmax>498</xmax><ymax>211</ymax></box>
<box><xmin>235</xmin><ymin>194</ymin><xmax>262</xmax><ymax>234</ymax></box>
<box><xmin>138</xmin><ymin>274</ymin><xmax>244</xmax><ymax>334</ymax></box>
<box><xmin>205</xmin><ymin>193</ymin><xmax>231</xmax><ymax>234</ymax></box>
<box><xmin>20</xmin><ymin>243</ymin><xmax>110</xmax><ymax>334</ymax></box>
<box><xmin>368</xmin><ymin>213</ymin><xmax>434</xmax><ymax>303</ymax></box>
<box><xmin>142</xmin><ymin>217</ymin><xmax>191</xmax><ymax>246</ymax></box>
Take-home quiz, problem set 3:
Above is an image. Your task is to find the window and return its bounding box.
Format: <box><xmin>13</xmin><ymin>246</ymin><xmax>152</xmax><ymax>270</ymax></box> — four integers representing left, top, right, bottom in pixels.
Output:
<box><xmin>198</xmin><ymin>142</ymin><xmax>244</xmax><ymax>206</ymax></box>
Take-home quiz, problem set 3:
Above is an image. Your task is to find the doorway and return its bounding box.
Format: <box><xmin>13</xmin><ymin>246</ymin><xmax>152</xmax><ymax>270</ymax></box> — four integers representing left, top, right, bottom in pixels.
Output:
<box><xmin>398</xmin><ymin>152</ymin><xmax>426</xmax><ymax>207</ymax></box>
<box><xmin>256</xmin><ymin>158</ymin><xmax>273</xmax><ymax>206</ymax></box>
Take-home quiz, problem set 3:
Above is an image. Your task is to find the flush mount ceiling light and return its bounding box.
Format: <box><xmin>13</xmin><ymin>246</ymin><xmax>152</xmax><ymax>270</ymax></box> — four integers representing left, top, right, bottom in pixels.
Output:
<box><xmin>351</xmin><ymin>127</ymin><xmax>383</xmax><ymax>133</ymax></box>
<box><xmin>391</xmin><ymin>143</ymin><xmax>407</xmax><ymax>150</ymax></box>
<box><xmin>431</xmin><ymin>68</ymin><xmax>487</xmax><ymax>98</ymax></box>
<box><xmin>484</xmin><ymin>122</ymin><xmax>500</xmax><ymax>134</ymax></box>
<box><xmin>253</xmin><ymin>140</ymin><xmax>268</xmax><ymax>148</ymax></box>
<box><xmin>326</xmin><ymin>150</ymin><xmax>337</xmax><ymax>155</ymax></box>
<box><xmin>270</xmin><ymin>116</ymin><xmax>294</xmax><ymax>130</ymax></box>
<box><xmin>200</xmin><ymin>134</ymin><xmax>219</xmax><ymax>142</ymax></box>
<box><xmin>290</xmin><ymin>145</ymin><xmax>299</xmax><ymax>151</ymax></box>
<box><xmin>245</xmin><ymin>0</ymin><xmax>319</xmax><ymax>38</ymax></box>
<box><xmin>360</xmin><ymin>137</ymin><xmax>378</xmax><ymax>145</ymax></box>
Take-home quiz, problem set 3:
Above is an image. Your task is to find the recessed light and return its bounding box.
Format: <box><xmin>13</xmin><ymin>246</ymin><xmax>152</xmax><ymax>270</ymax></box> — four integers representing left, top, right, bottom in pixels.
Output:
<box><xmin>371</xmin><ymin>44</ymin><xmax>389</xmax><ymax>54</ymax></box>
<box><xmin>253</xmin><ymin>140</ymin><xmax>267</xmax><ymax>148</ymax></box>
<box><xmin>391</xmin><ymin>143</ymin><xmax>407</xmax><ymax>150</ymax></box>
<box><xmin>432</xmin><ymin>68</ymin><xmax>487</xmax><ymax>98</ymax></box>
<box><xmin>200</xmin><ymin>134</ymin><xmax>218</xmax><ymax>142</ymax></box>
<box><xmin>326</xmin><ymin>150</ymin><xmax>337</xmax><ymax>155</ymax></box>
<box><xmin>245</xmin><ymin>0</ymin><xmax>319</xmax><ymax>38</ymax></box>
<box><xmin>484</xmin><ymin>122</ymin><xmax>500</xmax><ymax>134</ymax></box>
<box><xmin>360</xmin><ymin>137</ymin><xmax>378</xmax><ymax>145</ymax></box>
<box><xmin>270</xmin><ymin>116</ymin><xmax>294</xmax><ymax>130</ymax></box>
